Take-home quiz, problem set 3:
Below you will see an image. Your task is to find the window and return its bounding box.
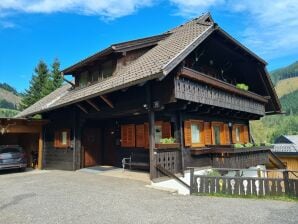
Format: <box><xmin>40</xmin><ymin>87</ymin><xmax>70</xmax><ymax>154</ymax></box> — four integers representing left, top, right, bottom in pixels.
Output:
<box><xmin>232</xmin><ymin>124</ymin><xmax>250</xmax><ymax>144</ymax></box>
<box><xmin>54</xmin><ymin>129</ymin><xmax>71</xmax><ymax>148</ymax></box>
<box><xmin>213</xmin><ymin>125</ymin><xmax>221</xmax><ymax>145</ymax></box>
<box><xmin>100</xmin><ymin>60</ymin><xmax>115</xmax><ymax>80</ymax></box>
<box><xmin>235</xmin><ymin>126</ymin><xmax>241</xmax><ymax>142</ymax></box>
<box><xmin>155</xmin><ymin>123</ymin><xmax>163</xmax><ymax>144</ymax></box>
<box><xmin>191</xmin><ymin>123</ymin><xmax>202</xmax><ymax>144</ymax></box>
<box><xmin>211</xmin><ymin>122</ymin><xmax>231</xmax><ymax>145</ymax></box>
<box><xmin>79</xmin><ymin>71</ymin><xmax>89</xmax><ymax>88</ymax></box>
<box><xmin>184</xmin><ymin>120</ymin><xmax>204</xmax><ymax>147</ymax></box>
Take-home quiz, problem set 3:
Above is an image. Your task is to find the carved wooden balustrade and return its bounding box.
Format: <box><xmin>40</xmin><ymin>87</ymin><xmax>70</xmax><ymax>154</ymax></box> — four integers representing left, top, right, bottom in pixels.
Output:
<box><xmin>189</xmin><ymin>168</ymin><xmax>298</xmax><ymax>198</ymax></box>
<box><xmin>174</xmin><ymin>78</ymin><xmax>266</xmax><ymax>115</ymax></box>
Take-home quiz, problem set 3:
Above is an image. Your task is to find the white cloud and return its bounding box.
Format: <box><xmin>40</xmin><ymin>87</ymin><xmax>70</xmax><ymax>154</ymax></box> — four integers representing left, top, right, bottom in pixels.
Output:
<box><xmin>169</xmin><ymin>0</ymin><xmax>224</xmax><ymax>16</ymax></box>
<box><xmin>170</xmin><ymin>0</ymin><xmax>298</xmax><ymax>60</ymax></box>
<box><xmin>0</xmin><ymin>0</ymin><xmax>154</xmax><ymax>20</ymax></box>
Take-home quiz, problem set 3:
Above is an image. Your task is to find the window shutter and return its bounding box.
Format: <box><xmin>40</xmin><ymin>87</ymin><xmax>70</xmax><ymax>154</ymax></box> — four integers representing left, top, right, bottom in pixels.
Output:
<box><xmin>223</xmin><ymin>124</ymin><xmax>230</xmax><ymax>145</ymax></box>
<box><xmin>184</xmin><ymin>120</ymin><xmax>191</xmax><ymax>147</ymax></box>
<box><xmin>54</xmin><ymin>132</ymin><xmax>59</xmax><ymax>147</ymax></box>
<box><xmin>121</xmin><ymin>124</ymin><xmax>135</xmax><ymax>147</ymax></box>
<box><xmin>121</xmin><ymin>125</ymin><xmax>128</xmax><ymax>147</ymax></box>
<box><xmin>220</xmin><ymin>124</ymin><xmax>225</xmax><ymax>145</ymax></box>
<box><xmin>136</xmin><ymin>124</ymin><xmax>145</xmax><ymax>147</ymax></box>
<box><xmin>162</xmin><ymin>122</ymin><xmax>171</xmax><ymax>138</ymax></box>
<box><xmin>232</xmin><ymin>125</ymin><xmax>237</xmax><ymax>144</ymax></box>
<box><xmin>243</xmin><ymin>125</ymin><xmax>249</xmax><ymax>143</ymax></box>
<box><xmin>144</xmin><ymin>123</ymin><xmax>149</xmax><ymax>148</ymax></box>
<box><xmin>204</xmin><ymin>122</ymin><xmax>212</xmax><ymax>145</ymax></box>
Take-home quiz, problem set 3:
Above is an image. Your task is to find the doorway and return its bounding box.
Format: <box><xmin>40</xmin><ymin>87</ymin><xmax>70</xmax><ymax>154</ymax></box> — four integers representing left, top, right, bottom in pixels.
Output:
<box><xmin>82</xmin><ymin>128</ymin><xmax>102</xmax><ymax>167</ymax></box>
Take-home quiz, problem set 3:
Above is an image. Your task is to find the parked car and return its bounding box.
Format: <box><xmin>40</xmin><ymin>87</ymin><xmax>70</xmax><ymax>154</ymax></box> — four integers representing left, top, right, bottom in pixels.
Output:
<box><xmin>0</xmin><ymin>145</ymin><xmax>27</xmax><ymax>172</ymax></box>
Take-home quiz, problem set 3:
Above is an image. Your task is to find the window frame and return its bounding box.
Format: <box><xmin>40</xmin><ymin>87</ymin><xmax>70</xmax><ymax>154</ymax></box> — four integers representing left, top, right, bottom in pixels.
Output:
<box><xmin>54</xmin><ymin>129</ymin><xmax>71</xmax><ymax>149</ymax></box>
<box><xmin>189</xmin><ymin>120</ymin><xmax>205</xmax><ymax>147</ymax></box>
<box><xmin>211</xmin><ymin>122</ymin><xmax>224</xmax><ymax>145</ymax></box>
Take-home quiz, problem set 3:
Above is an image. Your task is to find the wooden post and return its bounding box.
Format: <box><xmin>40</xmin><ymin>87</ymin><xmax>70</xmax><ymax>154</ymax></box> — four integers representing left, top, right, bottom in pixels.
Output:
<box><xmin>148</xmin><ymin>110</ymin><xmax>156</xmax><ymax>180</ymax></box>
<box><xmin>37</xmin><ymin>129</ymin><xmax>43</xmax><ymax>169</ymax></box>
<box><xmin>146</xmin><ymin>83</ymin><xmax>156</xmax><ymax>180</ymax></box>
<box><xmin>283</xmin><ymin>171</ymin><xmax>290</xmax><ymax>195</ymax></box>
<box><xmin>178</xmin><ymin>111</ymin><xmax>185</xmax><ymax>174</ymax></box>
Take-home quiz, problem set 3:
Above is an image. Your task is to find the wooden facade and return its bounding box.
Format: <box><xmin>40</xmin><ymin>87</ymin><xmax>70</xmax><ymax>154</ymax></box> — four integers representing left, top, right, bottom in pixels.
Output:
<box><xmin>17</xmin><ymin>14</ymin><xmax>283</xmax><ymax>180</ymax></box>
<box><xmin>0</xmin><ymin>118</ymin><xmax>46</xmax><ymax>169</ymax></box>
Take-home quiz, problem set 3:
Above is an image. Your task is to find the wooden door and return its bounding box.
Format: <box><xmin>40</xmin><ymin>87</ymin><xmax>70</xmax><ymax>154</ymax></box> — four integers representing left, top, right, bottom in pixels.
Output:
<box><xmin>103</xmin><ymin>126</ymin><xmax>117</xmax><ymax>166</ymax></box>
<box><xmin>82</xmin><ymin>128</ymin><xmax>101</xmax><ymax>167</ymax></box>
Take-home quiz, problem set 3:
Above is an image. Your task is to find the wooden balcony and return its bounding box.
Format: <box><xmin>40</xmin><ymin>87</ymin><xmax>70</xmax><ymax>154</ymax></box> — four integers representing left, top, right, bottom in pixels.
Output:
<box><xmin>174</xmin><ymin>67</ymin><xmax>268</xmax><ymax>115</ymax></box>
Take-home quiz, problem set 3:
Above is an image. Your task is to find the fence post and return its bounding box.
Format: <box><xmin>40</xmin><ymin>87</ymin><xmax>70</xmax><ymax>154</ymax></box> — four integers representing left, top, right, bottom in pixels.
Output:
<box><xmin>190</xmin><ymin>168</ymin><xmax>194</xmax><ymax>194</ymax></box>
<box><xmin>283</xmin><ymin>171</ymin><xmax>290</xmax><ymax>196</ymax></box>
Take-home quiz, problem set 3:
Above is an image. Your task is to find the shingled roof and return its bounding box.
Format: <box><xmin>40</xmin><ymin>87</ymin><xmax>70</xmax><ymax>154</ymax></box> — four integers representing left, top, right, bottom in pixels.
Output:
<box><xmin>17</xmin><ymin>13</ymin><xmax>215</xmax><ymax>118</ymax></box>
<box><xmin>17</xmin><ymin>13</ymin><xmax>274</xmax><ymax>118</ymax></box>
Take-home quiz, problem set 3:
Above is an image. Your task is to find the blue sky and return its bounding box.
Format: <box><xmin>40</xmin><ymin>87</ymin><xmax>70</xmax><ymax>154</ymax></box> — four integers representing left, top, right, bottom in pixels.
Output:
<box><xmin>0</xmin><ymin>0</ymin><xmax>297</xmax><ymax>92</ymax></box>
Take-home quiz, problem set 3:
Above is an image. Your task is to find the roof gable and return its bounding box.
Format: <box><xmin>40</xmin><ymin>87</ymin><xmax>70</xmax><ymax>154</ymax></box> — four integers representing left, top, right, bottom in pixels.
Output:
<box><xmin>16</xmin><ymin>13</ymin><xmax>280</xmax><ymax>118</ymax></box>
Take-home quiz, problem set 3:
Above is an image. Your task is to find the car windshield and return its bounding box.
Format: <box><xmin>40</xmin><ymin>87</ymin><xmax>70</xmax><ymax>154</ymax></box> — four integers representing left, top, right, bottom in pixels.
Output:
<box><xmin>0</xmin><ymin>147</ymin><xmax>22</xmax><ymax>153</ymax></box>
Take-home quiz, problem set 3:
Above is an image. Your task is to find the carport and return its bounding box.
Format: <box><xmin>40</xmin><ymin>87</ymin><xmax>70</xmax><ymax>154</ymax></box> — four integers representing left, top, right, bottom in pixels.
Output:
<box><xmin>0</xmin><ymin>118</ymin><xmax>47</xmax><ymax>169</ymax></box>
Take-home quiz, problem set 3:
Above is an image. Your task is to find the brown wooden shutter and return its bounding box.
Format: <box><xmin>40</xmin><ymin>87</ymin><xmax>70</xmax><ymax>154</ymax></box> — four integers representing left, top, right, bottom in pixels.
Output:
<box><xmin>184</xmin><ymin>120</ymin><xmax>191</xmax><ymax>147</ymax></box>
<box><xmin>144</xmin><ymin>122</ymin><xmax>149</xmax><ymax>148</ymax></box>
<box><xmin>121</xmin><ymin>124</ymin><xmax>135</xmax><ymax>147</ymax></box>
<box><xmin>223</xmin><ymin>124</ymin><xmax>230</xmax><ymax>145</ymax></box>
<box><xmin>204</xmin><ymin>122</ymin><xmax>212</xmax><ymax>145</ymax></box>
<box><xmin>54</xmin><ymin>131</ymin><xmax>60</xmax><ymax>147</ymax></box>
<box><xmin>232</xmin><ymin>125</ymin><xmax>237</xmax><ymax>144</ymax></box>
<box><xmin>162</xmin><ymin>122</ymin><xmax>171</xmax><ymax>138</ymax></box>
<box><xmin>220</xmin><ymin>124</ymin><xmax>225</xmax><ymax>145</ymax></box>
<box><xmin>136</xmin><ymin>124</ymin><xmax>145</xmax><ymax>148</ymax></box>
<box><xmin>243</xmin><ymin>125</ymin><xmax>249</xmax><ymax>143</ymax></box>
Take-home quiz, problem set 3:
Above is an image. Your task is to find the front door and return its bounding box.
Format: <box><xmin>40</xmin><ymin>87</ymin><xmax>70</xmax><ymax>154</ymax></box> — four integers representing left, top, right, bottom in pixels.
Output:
<box><xmin>82</xmin><ymin>128</ymin><xmax>101</xmax><ymax>167</ymax></box>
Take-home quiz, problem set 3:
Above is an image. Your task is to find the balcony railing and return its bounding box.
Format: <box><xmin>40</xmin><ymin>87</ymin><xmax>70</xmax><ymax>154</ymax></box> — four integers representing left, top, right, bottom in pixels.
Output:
<box><xmin>174</xmin><ymin>67</ymin><xmax>267</xmax><ymax>115</ymax></box>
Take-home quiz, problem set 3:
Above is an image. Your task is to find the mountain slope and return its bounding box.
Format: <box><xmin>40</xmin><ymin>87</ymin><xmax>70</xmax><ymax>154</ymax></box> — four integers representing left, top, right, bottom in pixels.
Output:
<box><xmin>275</xmin><ymin>77</ymin><xmax>298</xmax><ymax>98</ymax></box>
<box><xmin>0</xmin><ymin>87</ymin><xmax>21</xmax><ymax>109</ymax></box>
<box><xmin>270</xmin><ymin>61</ymin><xmax>298</xmax><ymax>85</ymax></box>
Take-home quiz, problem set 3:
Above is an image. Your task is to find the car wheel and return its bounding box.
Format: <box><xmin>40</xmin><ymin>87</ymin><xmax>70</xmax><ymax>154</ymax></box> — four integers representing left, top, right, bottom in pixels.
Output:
<box><xmin>19</xmin><ymin>167</ymin><xmax>26</xmax><ymax>172</ymax></box>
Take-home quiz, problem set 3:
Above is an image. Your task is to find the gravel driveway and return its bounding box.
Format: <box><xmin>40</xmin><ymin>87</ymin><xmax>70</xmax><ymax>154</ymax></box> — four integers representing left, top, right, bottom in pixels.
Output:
<box><xmin>0</xmin><ymin>170</ymin><xmax>297</xmax><ymax>224</ymax></box>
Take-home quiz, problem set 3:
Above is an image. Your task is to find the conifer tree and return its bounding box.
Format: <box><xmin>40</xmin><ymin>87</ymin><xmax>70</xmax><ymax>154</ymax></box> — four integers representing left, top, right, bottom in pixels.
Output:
<box><xmin>20</xmin><ymin>60</ymin><xmax>49</xmax><ymax>109</ymax></box>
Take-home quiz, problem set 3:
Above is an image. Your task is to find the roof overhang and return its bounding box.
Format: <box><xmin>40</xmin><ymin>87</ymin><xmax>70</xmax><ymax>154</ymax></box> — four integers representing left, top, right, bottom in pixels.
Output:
<box><xmin>0</xmin><ymin>118</ymin><xmax>48</xmax><ymax>134</ymax></box>
<box><xmin>62</xmin><ymin>33</ymin><xmax>170</xmax><ymax>75</ymax></box>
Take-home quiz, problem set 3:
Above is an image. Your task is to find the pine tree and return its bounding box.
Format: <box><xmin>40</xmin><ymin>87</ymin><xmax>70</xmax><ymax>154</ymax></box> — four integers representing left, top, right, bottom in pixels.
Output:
<box><xmin>50</xmin><ymin>59</ymin><xmax>63</xmax><ymax>90</ymax></box>
<box><xmin>20</xmin><ymin>60</ymin><xmax>49</xmax><ymax>110</ymax></box>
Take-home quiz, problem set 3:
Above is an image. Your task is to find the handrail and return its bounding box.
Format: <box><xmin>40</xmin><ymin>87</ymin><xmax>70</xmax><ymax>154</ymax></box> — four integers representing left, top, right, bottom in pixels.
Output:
<box><xmin>155</xmin><ymin>165</ymin><xmax>190</xmax><ymax>189</ymax></box>
<box><xmin>180</xmin><ymin>67</ymin><xmax>268</xmax><ymax>104</ymax></box>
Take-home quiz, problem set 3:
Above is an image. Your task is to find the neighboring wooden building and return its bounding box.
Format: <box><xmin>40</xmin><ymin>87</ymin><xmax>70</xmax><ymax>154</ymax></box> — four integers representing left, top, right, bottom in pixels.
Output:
<box><xmin>271</xmin><ymin>135</ymin><xmax>298</xmax><ymax>178</ymax></box>
<box><xmin>16</xmin><ymin>13</ymin><xmax>284</xmax><ymax>179</ymax></box>
<box><xmin>0</xmin><ymin>118</ymin><xmax>47</xmax><ymax>169</ymax></box>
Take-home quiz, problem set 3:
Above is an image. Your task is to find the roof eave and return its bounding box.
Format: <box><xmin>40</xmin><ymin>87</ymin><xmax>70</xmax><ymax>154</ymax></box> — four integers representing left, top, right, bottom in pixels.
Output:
<box><xmin>216</xmin><ymin>27</ymin><xmax>267</xmax><ymax>65</ymax></box>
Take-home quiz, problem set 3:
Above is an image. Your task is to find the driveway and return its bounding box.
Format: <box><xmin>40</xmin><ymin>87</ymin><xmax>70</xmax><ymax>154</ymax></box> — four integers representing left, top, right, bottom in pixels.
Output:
<box><xmin>0</xmin><ymin>170</ymin><xmax>297</xmax><ymax>224</ymax></box>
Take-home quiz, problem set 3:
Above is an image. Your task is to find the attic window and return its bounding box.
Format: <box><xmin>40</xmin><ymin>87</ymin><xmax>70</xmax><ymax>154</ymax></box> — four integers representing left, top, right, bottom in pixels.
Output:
<box><xmin>205</xmin><ymin>17</ymin><xmax>211</xmax><ymax>23</ymax></box>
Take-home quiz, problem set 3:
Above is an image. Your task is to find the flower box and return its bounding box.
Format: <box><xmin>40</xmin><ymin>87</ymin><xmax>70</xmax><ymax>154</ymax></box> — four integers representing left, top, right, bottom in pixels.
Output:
<box><xmin>155</xmin><ymin>143</ymin><xmax>180</xmax><ymax>149</ymax></box>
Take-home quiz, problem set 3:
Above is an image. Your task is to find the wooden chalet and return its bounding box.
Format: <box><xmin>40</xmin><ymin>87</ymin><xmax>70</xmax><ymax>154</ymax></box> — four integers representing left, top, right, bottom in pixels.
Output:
<box><xmin>17</xmin><ymin>13</ymin><xmax>283</xmax><ymax>179</ymax></box>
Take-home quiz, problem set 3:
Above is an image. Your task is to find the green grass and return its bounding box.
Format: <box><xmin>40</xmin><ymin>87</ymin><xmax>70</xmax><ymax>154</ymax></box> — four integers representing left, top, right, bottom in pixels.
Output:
<box><xmin>194</xmin><ymin>192</ymin><xmax>298</xmax><ymax>202</ymax></box>
<box><xmin>0</xmin><ymin>108</ymin><xmax>19</xmax><ymax>118</ymax></box>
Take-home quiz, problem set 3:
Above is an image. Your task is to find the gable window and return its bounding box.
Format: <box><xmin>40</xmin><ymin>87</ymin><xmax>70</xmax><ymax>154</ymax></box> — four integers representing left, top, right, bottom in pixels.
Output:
<box><xmin>54</xmin><ymin>129</ymin><xmax>71</xmax><ymax>148</ymax></box>
<box><xmin>79</xmin><ymin>71</ymin><xmax>89</xmax><ymax>88</ymax></box>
